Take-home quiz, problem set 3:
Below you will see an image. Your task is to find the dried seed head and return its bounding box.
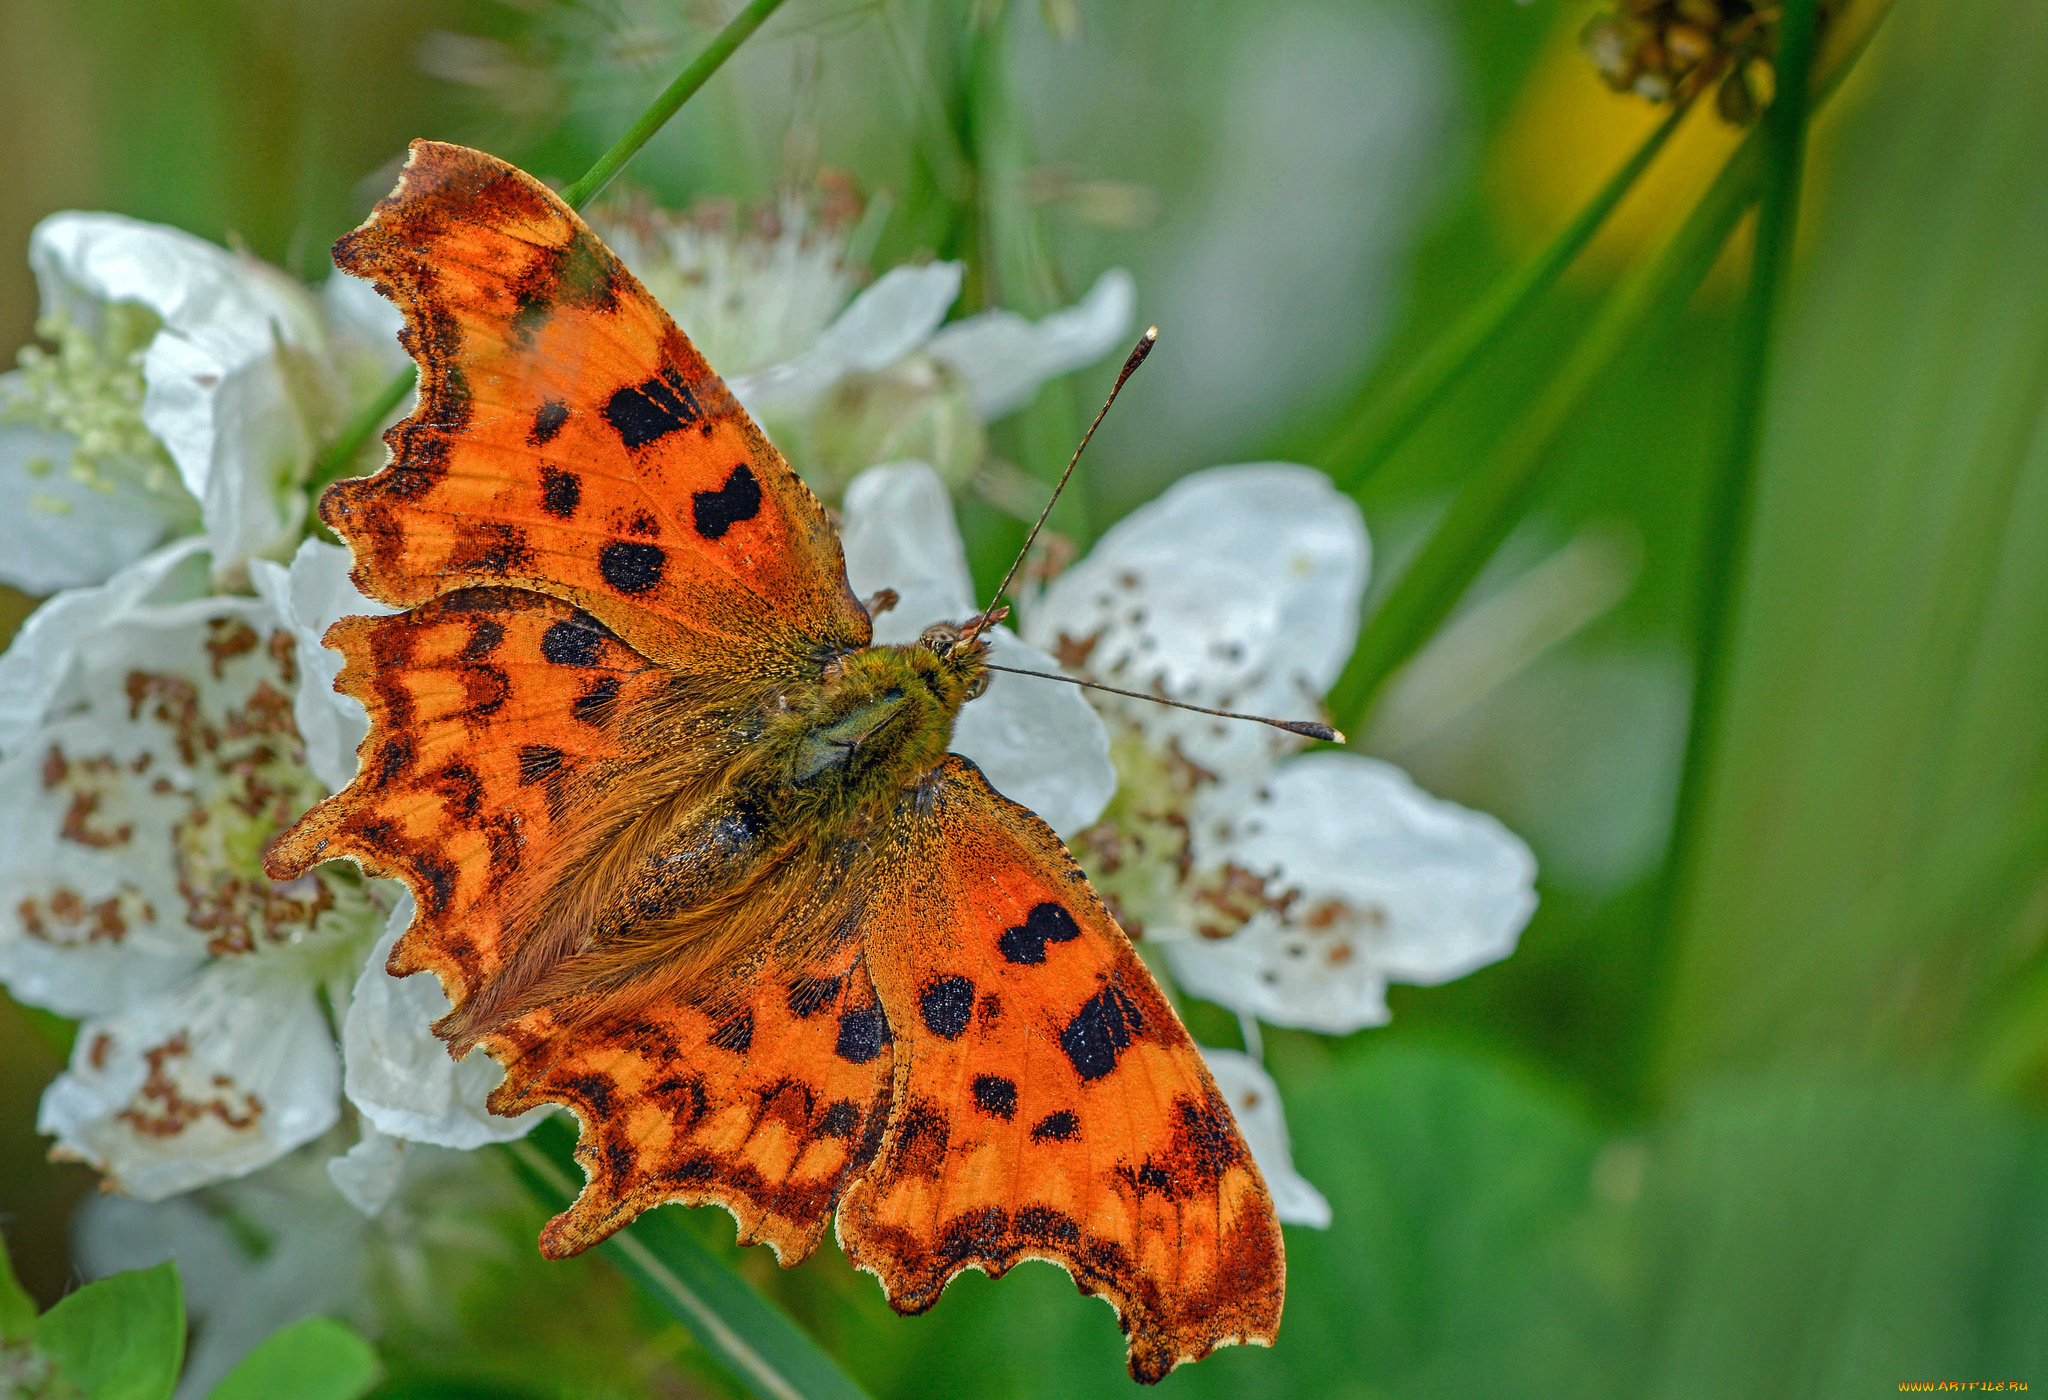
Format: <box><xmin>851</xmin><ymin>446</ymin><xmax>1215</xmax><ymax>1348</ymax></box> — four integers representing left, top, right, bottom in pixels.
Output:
<box><xmin>1580</xmin><ymin>0</ymin><xmax>1841</xmax><ymax>125</ymax></box>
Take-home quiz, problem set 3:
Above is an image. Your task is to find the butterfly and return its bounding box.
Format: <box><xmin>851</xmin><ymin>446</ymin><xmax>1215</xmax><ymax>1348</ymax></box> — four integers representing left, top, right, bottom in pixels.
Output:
<box><xmin>268</xmin><ymin>140</ymin><xmax>1283</xmax><ymax>1383</ymax></box>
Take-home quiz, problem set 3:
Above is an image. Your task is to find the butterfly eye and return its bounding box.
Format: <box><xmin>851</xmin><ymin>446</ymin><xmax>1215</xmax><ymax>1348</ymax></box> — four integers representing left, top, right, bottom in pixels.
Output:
<box><xmin>918</xmin><ymin>622</ymin><xmax>963</xmax><ymax>653</ymax></box>
<box><xmin>964</xmin><ymin>670</ymin><xmax>990</xmax><ymax>702</ymax></box>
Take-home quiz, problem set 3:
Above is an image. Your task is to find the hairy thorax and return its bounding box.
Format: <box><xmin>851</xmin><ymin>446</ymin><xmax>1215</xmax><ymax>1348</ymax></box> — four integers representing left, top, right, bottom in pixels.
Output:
<box><xmin>441</xmin><ymin>620</ymin><xmax>990</xmax><ymax>1047</ymax></box>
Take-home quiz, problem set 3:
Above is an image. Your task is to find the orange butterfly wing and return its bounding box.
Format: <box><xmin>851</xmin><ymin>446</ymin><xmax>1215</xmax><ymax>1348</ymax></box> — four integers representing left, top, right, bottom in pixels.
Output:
<box><xmin>838</xmin><ymin>757</ymin><xmax>1284</xmax><ymax>1383</ymax></box>
<box><xmin>268</xmin><ymin>588</ymin><xmax>670</xmax><ymax>1002</ymax></box>
<box><xmin>488</xmin><ymin>945</ymin><xmax>894</xmax><ymax>1263</ymax></box>
<box><xmin>326</xmin><ymin>139</ymin><xmax>869</xmax><ymax>672</ymax></box>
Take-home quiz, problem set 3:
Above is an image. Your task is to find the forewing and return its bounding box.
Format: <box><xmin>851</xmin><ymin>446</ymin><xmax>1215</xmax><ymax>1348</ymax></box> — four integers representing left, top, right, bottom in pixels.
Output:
<box><xmin>838</xmin><ymin>757</ymin><xmax>1284</xmax><ymax>1384</ymax></box>
<box><xmin>327</xmin><ymin>140</ymin><xmax>869</xmax><ymax>672</ymax></box>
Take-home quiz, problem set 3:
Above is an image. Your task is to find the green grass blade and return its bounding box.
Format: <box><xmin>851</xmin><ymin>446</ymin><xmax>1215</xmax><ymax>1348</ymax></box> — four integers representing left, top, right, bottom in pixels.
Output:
<box><xmin>503</xmin><ymin>1118</ymin><xmax>875</xmax><ymax>1400</ymax></box>
<box><xmin>1324</xmin><ymin>97</ymin><xmax>1694</xmax><ymax>494</ymax></box>
<box><xmin>307</xmin><ymin>0</ymin><xmax>790</xmax><ymax>496</ymax></box>
<box><xmin>1326</xmin><ymin>134</ymin><xmax>1761</xmax><ymax>734</ymax></box>
<box><xmin>1656</xmin><ymin>0</ymin><xmax>1821</xmax><ymax>959</ymax></box>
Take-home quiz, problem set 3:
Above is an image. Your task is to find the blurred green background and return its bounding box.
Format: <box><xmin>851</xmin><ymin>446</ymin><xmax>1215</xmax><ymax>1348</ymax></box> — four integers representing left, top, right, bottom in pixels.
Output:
<box><xmin>3</xmin><ymin>0</ymin><xmax>2045</xmax><ymax>1395</ymax></box>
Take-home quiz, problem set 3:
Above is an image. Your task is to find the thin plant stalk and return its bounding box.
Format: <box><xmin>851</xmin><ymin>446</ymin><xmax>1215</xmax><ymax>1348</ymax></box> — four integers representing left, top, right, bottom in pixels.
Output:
<box><xmin>307</xmin><ymin>0</ymin><xmax>791</xmax><ymax>493</ymax></box>
<box><xmin>1656</xmin><ymin>0</ymin><xmax>1823</xmax><ymax>954</ymax></box>
<box><xmin>1324</xmin><ymin>96</ymin><xmax>1695</xmax><ymax>493</ymax></box>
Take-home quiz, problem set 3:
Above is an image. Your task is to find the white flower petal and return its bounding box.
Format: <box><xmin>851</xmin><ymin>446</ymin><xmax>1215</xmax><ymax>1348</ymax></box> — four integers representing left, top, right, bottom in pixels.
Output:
<box><xmin>838</xmin><ymin>461</ymin><xmax>976</xmax><ymax>642</ymax></box>
<box><xmin>0</xmin><ymin>538</ymin><xmax>207</xmax><ymax>756</ymax></box>
<box><xmin>832</xmin><ymin>461</ymin><xmax>1113</xmax><ymax>836</ymax></box>
<box><xmin>730</xmin><ymin>262</ymin><xmax>963</xmax><ymax>413</ymax></box>
<box><xmin>31</xmin><ymin>213</ymin><xmax>318</xmax><ymax>575</ymax></box>
<box><xmin>326</xmin><ymin>1127</ymin><xmax>407</xmax><ymax>1217</ymax></box>
<box><xmin>1200</xmin><ymin>1048</ymin><xmax>1330</xmax><ymax>1228</ymax></box>
<box><xmin>0</xmin><ymin>376</ymin><xmax>179</xmax><ymax>594</ymax></box>
<box><xmin>39</xmin><ymin>956</ymin><xmax>343</xmax><ymax>1199</ymax></box>
<box><xmin>1166</xmin><ymin>753</ymin><xmax>1536</xmax><ymax>1033</ymax></box>
<box><xmin>955</xmin><ymin>631</ymin><xmax>1115</xmax><ymax>838</ymax></box>
<box><xmin>927</xmin><ymin>268</ymin><xmax>1136</xmax><ymax>419</ymax></box>
<box><xmin>249</xmin><ymin>539</ymin><xmax>395</xmax><ymax>794</ymax></box>
<box><xmin>1032</xmin><ymin>464</ymin><xmax>1368</xmax><ymax>716</ymax></box>
<box><xmin>343</xmin><ymin>892</ymin><xmax>547</xmax><ymax>1149</ymax></box>
<box><xmin>320</xmin><ymin>269</ymin><xmax>410</xmax><ymax>378</ymax></box>
<box><xmin>0</xmin><ymin>559</ymin><xmax>375</xmax><ymax>1024</ymax></box>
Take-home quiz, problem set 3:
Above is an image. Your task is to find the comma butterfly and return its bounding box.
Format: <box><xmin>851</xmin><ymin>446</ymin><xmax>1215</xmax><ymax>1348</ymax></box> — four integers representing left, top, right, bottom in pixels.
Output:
<box><xmin>268</xmin><ymin>141</ymin><xmax>1285</xmax><ymax>1382</ymax></box>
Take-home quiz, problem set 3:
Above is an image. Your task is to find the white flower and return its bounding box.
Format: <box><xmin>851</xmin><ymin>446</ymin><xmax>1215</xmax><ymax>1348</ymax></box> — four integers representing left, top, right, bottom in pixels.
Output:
<box><xmin>338</xmin><ymin>891</ymin><xmax>550</xmax><ymax>1162</ymax></box>
<box><xmin>595</xmin><ymin>197</ymin><xmax>1135</xmax><ymax>500</ymax></box>
<box><xmin>0</xmin><ymin>214</ymin><xmax>404</xmax><ymax>594</ymax></box>
<box><xmin>836</xmin><ymin>461</ymin><xmax>1116</xmax><ymax>837</ymax></box>
<box><xmin>1022</xmin><ymin>463</ymin><xmax>1538</xmax><ymax>1034</ymax></box>
<box><xmin>0</xmin><ymin>542</ymin><xmax>387</xmax><ymax>1198</ymax></box>
<box><xmin>1200</xmin><ymin>1048</ymin><xmax>1330</xmax><ymax>1228</ymax></box>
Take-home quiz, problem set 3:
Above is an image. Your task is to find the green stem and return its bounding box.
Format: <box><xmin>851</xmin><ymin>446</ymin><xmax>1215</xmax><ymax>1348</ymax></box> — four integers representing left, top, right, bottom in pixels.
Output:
<box><xmin>1327</xmin><ymin>134</ymin><xmax>1763</xmax><ymax>732</ymax></box>
<box><xmin>1325</xmin><ymin>96</ymin><xmax>1695</xmax><ymax>493</ymax></box>
<box><xmin>1658</xmin><ymin>0</ymin><xmax>1822</xmax><ymax>935</ymax></box>
<box><xmin>559</xmin><ymin>0</ymin><xmax>789</xmax><ymax>210</ymax></box>
<box><xmin>307</xmin><ymin>0</ymin><xmax>791</xmax><ymax>494</ymax></box>
<box><xmin>503</xmin><ymin>1118</ymin><xmax>874</xmax><ymax>1400</ymax></box>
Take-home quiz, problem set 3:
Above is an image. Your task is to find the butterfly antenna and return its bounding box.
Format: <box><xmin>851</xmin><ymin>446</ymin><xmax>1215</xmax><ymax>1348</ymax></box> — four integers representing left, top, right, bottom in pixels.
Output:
<box><xmin>964</xmin><ymin>327</ymin><xmax>1158</xmax><ymax>641</ymax></box>
<box><xmin>982</xmin><ymin>663</ymin><xmax>1345</xmax><ymax>744</ymax></box>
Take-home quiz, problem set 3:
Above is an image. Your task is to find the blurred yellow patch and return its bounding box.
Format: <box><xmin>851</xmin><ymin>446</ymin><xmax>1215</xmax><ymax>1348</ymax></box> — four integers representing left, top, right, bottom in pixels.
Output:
<box><xmin>1490</xmin><ymin>15</ymin><xmax>1748</xmax><ymax>290</ymax></box>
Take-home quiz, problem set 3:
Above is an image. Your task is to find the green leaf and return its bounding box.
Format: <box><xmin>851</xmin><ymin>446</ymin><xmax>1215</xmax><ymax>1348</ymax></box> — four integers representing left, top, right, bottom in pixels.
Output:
<box><xmin>203</xmin><ymin>1317</ymin><xmax>380</xmax><ymax>1400</ymax></box>
<box><xmin>35</xmin><ymin>1261</ymin><xmax>185</xmax><ymax>1400</ymax></box>
<box><xmin>1653</xmin><ymin>0</ymin><xmax>2048</xmax><ymax>1086</ymax></box>
<box><xmin>0</xmin><ymin>1229</ymin><xmax>37</xmax><ymax>1342</ymax></box>
<box><xmin>504</xmin><ymin>1117</ymin><xmax>875</xmax><ymax>1400</ymax></box>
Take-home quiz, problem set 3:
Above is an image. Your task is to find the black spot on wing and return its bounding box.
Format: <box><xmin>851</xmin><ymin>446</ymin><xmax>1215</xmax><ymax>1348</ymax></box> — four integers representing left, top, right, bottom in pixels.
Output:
<box><xmin>413</xmin><ymin>851</ymin><xmax>457</xmax><ymax>916</ymax></box>
<box><xmin>1059</xmin><ymin>983</ymin><xmax>1144</xmax><ymax>1082</ymax></box>
<box><xmin>836</xmin><ymin>1005</ymin><xmax>887</xmax><ymax>1064</ymax></box>
<box><xmin>971</xmin><ymin>1075</ymin><xmax>1017</xmax><ymax>1120</ymax></box>
<box><xmin>819</xmin><ymin>1100</ymin><xmax>860</xmax><ymax>1138</ymax></box>
<box><xmin>1030</xmin><ymin>1110</ymin><xmax>1079</xmax><ymax>1142</ymax></box>
<box><xmin>919</xmin><ymin>976</ymin><xmax>974</xmax><ymax>1040</ymax></box>
<box><xmin>540</xmin><ymin>465</ymin><xmax>580</xmax><ymax>518</ymax></box>
<box><xmin>599</xmin><ymin>540</ymin><xmax>665</xmax><ymax>595</ymax></box>
<box><xmin>530</xmin><ymin>399</ymin><xmax>569</xmax><ymax>446</ymax></box>
<box><xmin>430</xmin><ymin>762</ymin><xmax>483</xmax><ymax>820</ymax></box>
<box><xmin>518</xmin><ymin>745</ymin><xmax>564</xmax><ymax>785</ymax></box>
<box><xmin>604</xmin><ymin>370</ymin><xmax>702</xmax><ymax>450</ymax></box>
<box><xmin>452</xmin><ymin>521</ymin><xmax>530</xmax><ymax>576</ymax></box>
<box><xmin>997</xmin><ymin>902</ymin><xmax>1082</xmax><ymax>965</ymax></box>
<box><xmin>708</xmin><ymin>1010</ymin><xmax>753</xmax><ymax>1055</ymax></box>
<box><xmin>787</xmin><ymin>974</ymin><xmax>843</xmax><ymax>1020</ymax></box>
<box><xmin>692</xmin><ymin>463</ymin><xmax>762</xmax><ymax>540</ymax></box>
<box><xmin>460</xmin><ymin>619</ymin><xmax>504</xmax><ymax>660</ymax></box>
<box><xmin>573</xmin><ymin>675</ymin><xmax>621</xmax><ymax>726</ymax></box>
<box><xmin>541</xmin><ymin>620</ymin><xmax>602</xmax><ymax>667</ymax></box>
